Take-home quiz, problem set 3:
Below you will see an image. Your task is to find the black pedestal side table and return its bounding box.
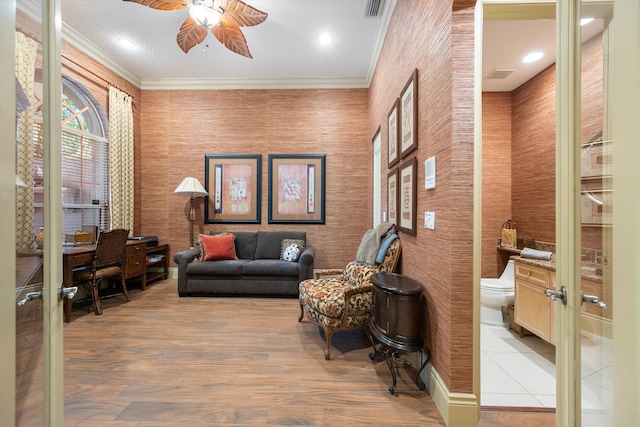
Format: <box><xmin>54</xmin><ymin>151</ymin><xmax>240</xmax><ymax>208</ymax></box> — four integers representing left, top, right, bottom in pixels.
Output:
<box><xmin>368</xmin><ymin>272</ymin><xmax>430</xmax><ymax>394</ymax></box>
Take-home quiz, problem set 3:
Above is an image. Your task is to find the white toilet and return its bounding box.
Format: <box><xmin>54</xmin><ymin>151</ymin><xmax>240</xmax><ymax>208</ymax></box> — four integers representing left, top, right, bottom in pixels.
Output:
<box><xmin>480</xmin><ymin>259</ymin><xmax>515</xmax><ymax>325</ymax></box>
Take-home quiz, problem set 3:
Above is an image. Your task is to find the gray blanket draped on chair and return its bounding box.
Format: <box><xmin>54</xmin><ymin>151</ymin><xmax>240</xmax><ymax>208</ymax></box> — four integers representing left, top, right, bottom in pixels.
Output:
<box><xmin>355</xmin><ymin>222</ymin><xmax>395</xmax><ymax>266</ymax></box>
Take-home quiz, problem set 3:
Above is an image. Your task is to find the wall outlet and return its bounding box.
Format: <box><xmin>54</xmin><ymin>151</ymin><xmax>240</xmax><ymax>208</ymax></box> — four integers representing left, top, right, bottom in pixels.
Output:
<box><xmin>424</xmin><ymin>212</ymin><xmax>435</xmax><ymax>230</ymax></box>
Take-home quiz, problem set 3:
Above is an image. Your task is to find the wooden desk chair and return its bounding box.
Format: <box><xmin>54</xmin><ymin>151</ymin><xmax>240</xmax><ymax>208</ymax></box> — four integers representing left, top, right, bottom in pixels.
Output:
<box><xmin>74</xmin><ymin>228</ymin><xmax>130</xmax><ymax>315</ymax></box>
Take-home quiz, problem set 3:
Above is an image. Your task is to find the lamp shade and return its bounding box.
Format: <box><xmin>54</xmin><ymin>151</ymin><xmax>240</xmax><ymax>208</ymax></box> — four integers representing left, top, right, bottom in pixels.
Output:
<box><xmin>174</xmin><ymin>177</ymin><xmax>208</xmax><ymax>197</ymax></box>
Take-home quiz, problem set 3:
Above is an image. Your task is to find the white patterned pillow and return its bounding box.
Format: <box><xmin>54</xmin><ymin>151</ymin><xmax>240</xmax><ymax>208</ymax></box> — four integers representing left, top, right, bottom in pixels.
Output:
<box><xmin>280</xmin><ymin>239</ymin><xmax>305</xmax><ymax>261</ymax></box>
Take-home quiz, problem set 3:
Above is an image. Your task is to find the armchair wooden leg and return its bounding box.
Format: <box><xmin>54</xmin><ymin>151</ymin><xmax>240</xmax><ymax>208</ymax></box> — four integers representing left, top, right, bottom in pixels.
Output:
<box><xmin>298</xmin><ymin>300</ymin><xmax>305</xmax><ymax>322</ymax></box>
<box><xmin>324</xmin><ymin>327</ymin><xmax>333</xmax><ymax>360</ymax></box>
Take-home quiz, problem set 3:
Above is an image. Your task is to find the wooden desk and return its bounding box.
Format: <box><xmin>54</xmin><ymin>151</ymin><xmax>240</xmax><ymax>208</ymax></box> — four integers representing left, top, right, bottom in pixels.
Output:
<box><xmin>62</xmin><ymin>241</ymin><xmax>170</xmax><ymax>322</ymax></box>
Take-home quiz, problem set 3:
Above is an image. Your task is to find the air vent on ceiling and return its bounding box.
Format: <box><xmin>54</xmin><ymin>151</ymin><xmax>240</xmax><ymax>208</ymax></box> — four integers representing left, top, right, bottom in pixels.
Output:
<box><xmin>486</xmin><ymin>68</ymin><xmax>515</xmax><ymax>79</ymax></box>
<box><xmin>365</xmin><ymin>0</ymin><xmax>383</xmax><ymax>17</ymax></box>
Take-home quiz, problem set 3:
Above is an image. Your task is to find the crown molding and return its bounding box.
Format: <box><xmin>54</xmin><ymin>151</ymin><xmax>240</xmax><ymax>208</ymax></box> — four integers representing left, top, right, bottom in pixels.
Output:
<box><xmin>140</xmin><ymin>77</ymin><xmax>369</xmax><ymax>91</ymax></box>
<box><xmin>365</xmin><ymin>0</ymin><xmax>396</xmax><ymax>85</ymax></box>
<box><xmin>62</xmin><ymin>24</ymin><xmax>142</xmax><ymax>89</ymax></box>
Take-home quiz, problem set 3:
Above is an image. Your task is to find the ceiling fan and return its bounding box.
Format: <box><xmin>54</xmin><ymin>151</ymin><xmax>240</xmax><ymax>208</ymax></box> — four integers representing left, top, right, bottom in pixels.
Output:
<box><xmin>123</xmin><ymin>0</ymin><xmax>268</xmax><ymax>58</ymax></box>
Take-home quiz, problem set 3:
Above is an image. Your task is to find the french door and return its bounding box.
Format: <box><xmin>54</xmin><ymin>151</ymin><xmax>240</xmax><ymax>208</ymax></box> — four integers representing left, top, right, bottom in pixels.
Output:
<box><xmin>555</xmin><ymin>0</ymin><xmax>638</xmax><ymax>425</ymax></box>
<box><xmin>1</xmin><ymin>0</ymin><xmax>65</xmax><ymax>425</ymax></box>
<box><xmin>478</xmin><ymin>0</ymin><xmax>638</xmax><ymax>425</ymax></box>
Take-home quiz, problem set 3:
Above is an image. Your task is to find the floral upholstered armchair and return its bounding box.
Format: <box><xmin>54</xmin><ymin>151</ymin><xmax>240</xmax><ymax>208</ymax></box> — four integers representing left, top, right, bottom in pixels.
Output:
<box><xmin>298</xmin><ymin>233</ymin><xmax>401</xmax><ymax>360</ymax></box>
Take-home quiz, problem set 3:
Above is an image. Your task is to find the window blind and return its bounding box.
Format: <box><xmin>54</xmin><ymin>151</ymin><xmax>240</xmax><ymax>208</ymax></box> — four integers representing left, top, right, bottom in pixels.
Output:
<box><xmin>33</xmin><ymin>121</ymin><xmax>110</xmax><ymax>238</ymax></box>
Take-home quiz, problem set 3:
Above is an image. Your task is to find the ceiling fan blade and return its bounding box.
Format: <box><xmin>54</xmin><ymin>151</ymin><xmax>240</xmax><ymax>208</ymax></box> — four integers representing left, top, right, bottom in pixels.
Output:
<box><xmin>219</xmin><ymin>0</ymin><xmax>268</xmax><ymax>27</ymax></box>
<box><xmin>123</xmin><ymin>0</ymin><xmax>191</xmax><ymax>10</ymax></box>
<box><xmin>177</xmin><ymin>17</ymin><xmax>208</xmax><ymax>53</ymax></box>
<box><xmin>211</xmin><ymin>22</ymin><xmax>252</xmax><ymax>58</ymax></box>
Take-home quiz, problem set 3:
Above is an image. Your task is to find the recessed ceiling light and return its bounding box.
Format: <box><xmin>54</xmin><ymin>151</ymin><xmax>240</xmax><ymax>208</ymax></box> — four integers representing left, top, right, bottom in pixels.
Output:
<box><xmin>318</xmin><ymin>33</ymin><xmax>333</xmax><ymax>45</ymax></box>
<box><xmin>522</xmin><ymin>51</ymin><xmax>543</xmax><ymax>63</ymax></box>
<box><xmin>117</xmin><ymin>37</ymin><xmax>136</xmax><ymax>50</ymax></box>
<box><xmin>581</xmin><ymin>17</ymin><xmax>594</xmax><ymax>26</ymax></box>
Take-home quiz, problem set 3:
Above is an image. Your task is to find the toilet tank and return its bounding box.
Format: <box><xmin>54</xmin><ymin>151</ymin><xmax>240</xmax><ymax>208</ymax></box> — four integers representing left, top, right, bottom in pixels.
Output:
<box><xmin>499</xmin><ymin>259</ymin><xmax>515</xmax><ymax>283</ymax></box>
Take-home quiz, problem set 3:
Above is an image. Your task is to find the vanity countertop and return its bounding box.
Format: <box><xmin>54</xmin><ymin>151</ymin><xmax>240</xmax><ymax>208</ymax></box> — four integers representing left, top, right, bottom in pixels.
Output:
<box><xmin>510</xmin><ymin>255</ymin><xmax>602</xmax><ymax>283</ymax></box>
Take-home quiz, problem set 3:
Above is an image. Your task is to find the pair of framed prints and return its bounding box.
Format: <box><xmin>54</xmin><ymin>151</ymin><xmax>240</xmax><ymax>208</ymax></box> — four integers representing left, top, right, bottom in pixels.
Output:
<box><xmin>387</xmin><ymin>69</ymin><xmax>418</xmax><ymax>236</ymax></box>
<box><xmin>203</xmin><ymin>153</ymin><xmax>325</xmax><ymax>225</ymax></box>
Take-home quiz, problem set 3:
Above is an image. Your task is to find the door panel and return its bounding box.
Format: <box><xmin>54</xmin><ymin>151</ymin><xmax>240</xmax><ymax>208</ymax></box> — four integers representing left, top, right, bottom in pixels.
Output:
<box><xmin>14</xmin><ymin>0</ymin><xmax>48</xmax><ymax>424</ymax></box>
<box><xmin>578</xmin><ymin>2</ymin><xmax>613</xmax><ymax>426</ymax></box>
<box><xmin>7</xmin><ymin>0</ymin><xmax>65</xmax><ymax>425</ymax></box>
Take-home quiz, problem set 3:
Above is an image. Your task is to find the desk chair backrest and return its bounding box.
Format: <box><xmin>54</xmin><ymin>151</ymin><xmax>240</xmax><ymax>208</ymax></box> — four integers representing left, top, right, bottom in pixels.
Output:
<box><xmin>93</xmin><ymin>228</ymin><xmax>129</xmax><ymax>270</ymax></box>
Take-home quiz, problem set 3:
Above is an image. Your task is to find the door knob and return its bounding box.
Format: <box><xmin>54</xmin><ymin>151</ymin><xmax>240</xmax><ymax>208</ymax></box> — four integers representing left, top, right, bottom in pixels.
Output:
<box><xmin>581</xmin><ymin>292</ymin><xmax>607</xmax><ymax>309</ymax></box>
<box><xmin>17</xmin><ymin>286</ymin><xmax>78</xmax><ymax>307</ymax></box>
<box><xmin>545</xmin><ymin>285</ymin><xmax>567</xmax><ymax>305</ymax></box>
<box><xmin>17</xmin><ymin>291</ymin><xmax>43</xmax><ymax>307</ymax></box>
<box><xmin>59</xmin><ymin>285</ymin><xmax>78</xmax><ymax>301</ymax></box>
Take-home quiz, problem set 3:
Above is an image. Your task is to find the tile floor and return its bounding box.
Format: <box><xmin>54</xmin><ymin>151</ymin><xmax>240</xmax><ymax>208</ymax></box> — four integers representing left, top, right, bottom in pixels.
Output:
<box><xmin>481</xmin><ymin>322</ymin><xmax>613</xmax><ymax>427</ymax></box>
<box><xmin>481</xmin><ymin>322</ymin><xmax>556</xmax><ymax>408</ymax></box>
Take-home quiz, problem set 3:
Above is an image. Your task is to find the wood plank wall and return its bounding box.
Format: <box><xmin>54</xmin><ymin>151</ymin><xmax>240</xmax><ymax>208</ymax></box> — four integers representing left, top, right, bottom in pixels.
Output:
<box><xmin>369</xmin><ymin>1</ymin><xmax>476</xmax><ymax>394</ymax></box>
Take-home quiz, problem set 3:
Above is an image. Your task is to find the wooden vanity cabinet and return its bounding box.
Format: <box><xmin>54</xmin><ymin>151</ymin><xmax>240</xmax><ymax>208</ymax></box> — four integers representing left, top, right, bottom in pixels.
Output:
<box><xmin>514</xmin><ymin>261</ymin><xmax>556</xmax><ymax>345</ymax></box>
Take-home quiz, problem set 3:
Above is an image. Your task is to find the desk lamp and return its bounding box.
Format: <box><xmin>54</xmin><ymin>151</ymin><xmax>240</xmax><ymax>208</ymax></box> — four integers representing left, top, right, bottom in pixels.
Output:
<box><xmin>174</xmin><ymin>177</ymin><xmax>209</xmax><ymax>248</ymax></box>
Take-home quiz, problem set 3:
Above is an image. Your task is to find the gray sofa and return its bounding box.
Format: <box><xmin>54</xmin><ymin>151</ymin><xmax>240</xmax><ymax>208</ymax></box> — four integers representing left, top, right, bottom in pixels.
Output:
<box><xmin>174</xmin><ymin>231</ymin><xmax>315</xmax><ymax>297</ymax></box>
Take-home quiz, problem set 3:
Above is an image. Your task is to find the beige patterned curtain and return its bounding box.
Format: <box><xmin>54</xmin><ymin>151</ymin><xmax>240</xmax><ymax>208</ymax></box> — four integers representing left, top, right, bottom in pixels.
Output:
<box><xmin>108</xmin><ymin>86</ymin><xmax>134</xmax><ymax>233</ymax></box>
<box><xmin>15</xmin><ymin>32</ymin><xmax>38</xmax><ymax>252</ymax></box>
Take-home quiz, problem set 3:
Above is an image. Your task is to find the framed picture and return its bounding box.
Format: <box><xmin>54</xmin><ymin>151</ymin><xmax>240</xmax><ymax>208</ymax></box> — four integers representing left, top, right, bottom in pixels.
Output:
<box><xmin>581</xmin><ymin>138</ymin><xmax>612</xmax><ymax>178</ymax></box>
<box><xmin>398</xmin><ymin>157</ymin><xmax>417</xmax><ymax>235</ymax></box>
<box><xmin>204</xmin><ymin>154</ymin><xmax>261</xmax><ymax>224</ymax></box>
<box><xmin>581</xmin><ymin>189</ymin><xmax>612</xmax><ymax>227</ymax></box>
<box><xmin>400</xmin><ymin>69</ymin><xmax>418</xmax><ymax>158</ymax></box>
<box><xmin>387</xmin><ymin>168</ymin><xmax>399</xmax><ymax>226</ymax></box>
<box><xmin>268</xmin><ymin>154</ymin><xmax>325</xmax><ymax>224</ymax></box>
<box><xmin>387</xmin><ymin>98</ymin><xmax>400</xmax><ymax>167</ymax></box>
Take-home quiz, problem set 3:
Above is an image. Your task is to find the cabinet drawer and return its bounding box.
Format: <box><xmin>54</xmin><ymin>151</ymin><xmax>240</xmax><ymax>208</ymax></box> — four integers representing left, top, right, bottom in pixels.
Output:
<box><xmin>125</xmin><ymin>253</ymin><xmax>146</xmax><ymax>278</ymax></box>
<box><xmin>125</xmin><ymin>243</ymin><xmax>146</xmax><ymax>278</ymax></box>
<box><xmin>515</xmin><ymin>262</ymin><xmax>551</xmax><ymax>288</ymax></box>
<box><xmin>126</xmin><ymin>243</ymin><xmax>145</xmax><ymax>256</ymax></box>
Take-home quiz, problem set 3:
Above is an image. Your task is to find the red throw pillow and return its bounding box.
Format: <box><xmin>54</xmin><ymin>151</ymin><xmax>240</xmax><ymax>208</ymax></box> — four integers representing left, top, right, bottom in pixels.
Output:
<box><xmin>200</xmin><ymin>234</ymin><xmax>237</xmax><ymax>261</ymax></box>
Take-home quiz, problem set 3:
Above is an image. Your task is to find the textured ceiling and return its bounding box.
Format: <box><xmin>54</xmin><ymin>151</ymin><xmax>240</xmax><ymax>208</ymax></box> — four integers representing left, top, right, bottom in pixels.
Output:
<box><xmin>19</xmin><ymin>0</ymin><xmax>605</xmax><ymax>91</ymax></box>
<box><xmin>58</xmin><ymin>0</ymin><xmax>394</xmax><ymax>89</ymax></box>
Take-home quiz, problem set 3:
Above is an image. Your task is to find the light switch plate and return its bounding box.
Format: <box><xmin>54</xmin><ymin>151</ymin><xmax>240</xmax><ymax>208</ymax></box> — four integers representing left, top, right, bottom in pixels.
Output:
<box><xmin>424</xmin><ymin>212</ymin><xmax>435</xmax><ymax>230</ymax></box>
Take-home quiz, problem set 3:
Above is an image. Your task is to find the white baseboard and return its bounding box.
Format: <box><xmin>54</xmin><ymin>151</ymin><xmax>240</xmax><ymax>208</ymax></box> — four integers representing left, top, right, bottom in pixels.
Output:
<box><xmin>418</xmin><ymin>351</ymin><xmax>480</xmax><ymax>427</ymax></box>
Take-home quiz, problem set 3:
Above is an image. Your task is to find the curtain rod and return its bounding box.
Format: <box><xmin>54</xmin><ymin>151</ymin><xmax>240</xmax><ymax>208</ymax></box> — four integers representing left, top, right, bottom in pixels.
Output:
<box><xmin>62</xmin><ymin>54</ymin><xmax>135</xmax><ymax>99</ymax></box>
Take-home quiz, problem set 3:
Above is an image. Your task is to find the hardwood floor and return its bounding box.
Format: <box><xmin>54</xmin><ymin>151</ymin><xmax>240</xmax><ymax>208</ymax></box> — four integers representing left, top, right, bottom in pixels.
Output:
<box><xmin>63</xmin><ymin>279</ymin><xmax>555</xmax><ymax>426</ymax></box>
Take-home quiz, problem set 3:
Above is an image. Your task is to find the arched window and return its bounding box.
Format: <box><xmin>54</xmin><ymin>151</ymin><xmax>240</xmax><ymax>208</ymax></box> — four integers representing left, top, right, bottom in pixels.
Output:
<box><xmin>33</xmin><ymin>73</ymin><xmax>110</xmax><ymax>241</ymax></box>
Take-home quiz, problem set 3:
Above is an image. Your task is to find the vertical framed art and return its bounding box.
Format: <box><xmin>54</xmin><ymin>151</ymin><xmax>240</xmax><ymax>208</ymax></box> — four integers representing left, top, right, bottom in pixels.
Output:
<box><xmin>388</xmin><ymin>98</ymin><xmax>400</xmax><ymax>167</ymax></box>
<box><xmin>387</xmin><ymin>168</ymin><xmax>399</xmax><ymax>226</ymax></box>
<box><xmin>204</xmin><ymin>154</ymin><xmax>262</xmax><ymax>223</ymax></box>
<box><xmin>400</xmin><ymin>69</ymin><xmax>418</xmax><ymax>158</ymax></box>
<box><xmin>268</xmin><ymin>154</ymin><xmax>325</xmax><ymax>224</ymax></box>
<box><xmin>398</xmin><ymin>157</ymin><xmax>417</xmax><ymax>235</ymax></box>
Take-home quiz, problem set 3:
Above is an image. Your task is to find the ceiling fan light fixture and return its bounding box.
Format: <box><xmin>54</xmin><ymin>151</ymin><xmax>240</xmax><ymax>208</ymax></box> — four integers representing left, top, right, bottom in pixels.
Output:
<box><xmin>189</xmin><ymin>4</ymin><xmax>222</xmax><ymax>29</ymax></box>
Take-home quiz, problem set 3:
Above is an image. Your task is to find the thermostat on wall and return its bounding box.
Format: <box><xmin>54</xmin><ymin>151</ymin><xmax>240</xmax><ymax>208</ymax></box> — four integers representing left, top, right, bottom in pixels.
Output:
<box><xmin>425</xmin><ymin>156</ymin><xmax>436</xmax><ymax>189</ymax></box>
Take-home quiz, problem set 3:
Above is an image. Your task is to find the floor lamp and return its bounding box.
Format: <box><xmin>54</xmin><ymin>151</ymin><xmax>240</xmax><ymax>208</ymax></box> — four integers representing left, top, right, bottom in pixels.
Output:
<box><xmin>174</xmin><ymin>177</ymin><xmax>209</xmax><ymax>248</ymax></box>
